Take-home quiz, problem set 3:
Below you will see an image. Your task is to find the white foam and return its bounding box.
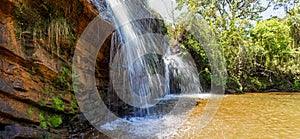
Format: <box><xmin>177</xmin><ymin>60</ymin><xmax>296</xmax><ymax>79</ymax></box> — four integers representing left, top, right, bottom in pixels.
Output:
<box><xmin>157</xmin><ymin>93</ymin><xmax>211</xmax><ymax>101</ymax></box>
<box><xmin>100</xmin><ymin>114</ymin><xmax>188</xmax><ymax>138</ymax></box>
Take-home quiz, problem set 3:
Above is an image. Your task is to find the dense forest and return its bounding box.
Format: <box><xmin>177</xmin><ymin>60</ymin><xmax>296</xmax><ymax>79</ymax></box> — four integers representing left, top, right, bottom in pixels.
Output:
<box><xmin>170</xmin><ymin>0</ymin><xmax>300</xmax><ymax>93</ymax></box>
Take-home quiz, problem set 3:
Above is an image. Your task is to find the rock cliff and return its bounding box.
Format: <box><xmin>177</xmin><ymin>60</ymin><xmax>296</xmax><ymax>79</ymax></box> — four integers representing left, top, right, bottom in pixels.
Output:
<box><xmin>0</xmin><ymin>0</ymin><xmax>113</xmax><ymax>138</ymax></box>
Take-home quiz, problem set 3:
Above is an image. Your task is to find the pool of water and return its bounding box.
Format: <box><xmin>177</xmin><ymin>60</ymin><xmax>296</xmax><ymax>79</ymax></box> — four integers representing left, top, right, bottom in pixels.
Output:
<box><xmin>177</xmin><ymin>92</ymin><xmax>300</xmax><ymax>138</ymax></box>
<box><xmin>74</xmin><ymin>92</ymin><xmax>300</xmax><ymax>138</ymax></box>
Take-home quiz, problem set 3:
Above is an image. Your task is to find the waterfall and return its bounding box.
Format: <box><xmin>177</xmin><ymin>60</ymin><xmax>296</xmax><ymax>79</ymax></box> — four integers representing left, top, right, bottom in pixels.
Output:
<box><xmin>81</xmin><ymin>0</ymin><xmax>209</xmax><ymax>138</ymax></box>
<box><xmin>71</xmin><ymin>0</ymin><xmax>227</xmax><ymax>138</ymax></box>
<box><xmin>87</xmin><ymin>0</ymin><xmax>204</xmax><ymax>118</ymax></box>
<box><xmin>105</xmin><ymin>0</ymin><xmax>169</xmax><ymax>117</ymax></box>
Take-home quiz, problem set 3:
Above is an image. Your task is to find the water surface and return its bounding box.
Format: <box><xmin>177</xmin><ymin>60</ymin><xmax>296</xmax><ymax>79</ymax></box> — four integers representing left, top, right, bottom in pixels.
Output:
<box><xmin>178</xmin><ymin>92</ymin><xmax>300</xmax><ymax>139</ymax></box>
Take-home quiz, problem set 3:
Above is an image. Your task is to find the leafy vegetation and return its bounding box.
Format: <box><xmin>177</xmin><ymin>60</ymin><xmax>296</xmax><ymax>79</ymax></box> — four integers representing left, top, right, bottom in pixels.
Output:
<box><xmin>12</xmin><ymin>1</ymin><xmax>76</xmax><ymax>58</ymax></box>
<box><xmin>27</xmin><ymin>107</ymin><xmax>34</xmax><ymax>117</ymax></box>
<box><xmin>9</xmin><ymin>0</ymin><xmax>84</xmax><ymax>131</ymax></box>
<box><xmin>39</xmin><ymin>113</ymin><xmax>47</xmax><ymax>128</ymax></box>
<box><xmin>47</xmin><ymin>114</ymin><xmax>63</xmax><ymax>128</ymax></box>
<box><xmin>39</xmin><ymin>112</ymin><xmax>63</xmax><ymax>128</ymax></box>
<box><xmin>43</xmin><ymin>86</ymin><xmax>51</xmax><ymax>97</ymax></box>
<box><xmin>67</xmin><ymin>92</ymin><xmax>78</xmax><ymax>114</ymax></box>
<box><xmin>251</xmin><ymin>18</ymin><xmax>292</xmax><ymax>69</ymax></box>
<box><xmin>294</xmin><ymin>80</ymin><xmax>300</xmax><ymax>90</ymax></box>
<box><xmin>172</xmin><ymin>0</ymin><xmax>300</xmax><ymax>92</ymax></box>
<box><xmin>52</xmin><ymin>97</ymin><xmax>65</xmax><ymax>111</ymax></box>
<box><xmin>53</xmin><ymin>66</ymin><xmax>72</xmax><ymax>91</ymax></box>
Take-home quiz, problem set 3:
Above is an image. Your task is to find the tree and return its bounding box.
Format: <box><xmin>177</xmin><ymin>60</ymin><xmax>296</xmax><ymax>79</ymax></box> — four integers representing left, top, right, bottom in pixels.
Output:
<box><xmin>251</xmin><ymin>18</ymin><xmax>292</xmax><ymax>68</ymax></box>
<box><xmin>287</xmin><ymin>6</ymin><xmax>300</xmax><ymax>48</ymax></box>
<box><xmin>172</xmin><ymin>0</ymin><xmax>300</xmax><ymax>91</ymax></box>
<box><xmin>274</xmin><ymin>0</ymin><xmax>299</xmax><ymax>12</ymax></box>
<box><xmin>176</xmin><ymin>0</ymin><xmax>272</xmax><ymax>33</ymax></box>
<box><xmin>175</xmin><ymin>0</ymin><xmax>274</xmax><ymax>91</ymax></box>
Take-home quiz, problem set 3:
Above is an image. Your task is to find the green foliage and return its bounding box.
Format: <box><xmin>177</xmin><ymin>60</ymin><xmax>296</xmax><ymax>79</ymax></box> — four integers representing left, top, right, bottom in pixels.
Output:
<box><xmin>27</xmin><ymin>107</ymin><xmax>34</xmax><ymax>116</ymax></box>
<box><xmin>39</xmin><ymin>112</ymin><xmax>62</xmax><ymax>128</ymax></box>
<box><xmin>54</xmin><ymin>66</ymin><xmax>72</xmax><ymax>90</ymax></box>
<box><xmin>52</xmin><ymin>97</ymin><xmax>65</xmax><ymax>111</ymax></box>
<box><xmin>40</xmin><ymin>122</ymin><xmax>48</xmax><ymax>129</ymax></box>
<box><xmin>69</xmin><ymin>98</ymin><xmax>77</xmax><ymax>114</ymax></box>
<box><xmin>287</xmin><ymin>6</ymin><xmax>300</xmax><ymax>48</ymax></box>
<box><xmin>186</xmin><ymin>45</ymin><xmax>211</xmax><ymax>86</ymax></box>
<box><xmin>39</xmin><ymin>113</ymin><xmax>47</xmax><ymax>128</ymax></box>
<box><xmin>47</xmin><ymin>114</ymin><xmax>62</xmax><ymax>128</ymax></box>
<box><xmin>199</xmin><ymin>68</ymin><xmax>212</xmax><ymax>88</ymax></box>
<box><xmin>274</xmin><ymin>0</ymin><xmax>300</xmax><ymax>12</ymax></box>
<box><xmin>251</xmin><ymin>18</ymin><xmax>292</xmax><ymax>68</ymax></box>
<box><xmin>171</xmin><ymin>26</ymin><xmax>212</xmax><ymax>89</ymax></box>
<box><xmin>43</xmin><ymin>86</ymin><xmax>51</xmax><ymax>97</ymax></box>
<box><xmin>13</xmin><ymin>4</ymin><xmax>43</xmax><ymax>30</ymax></box>
<box><xmin>12</xmin><ymin>1</ymin><xmax>76</xmax><ymax>58</ymax></box>
<box><xmin>228</xmin><ymin>75</ymin><xmax>243</xmax><ymax>92</ymax></box>
<box><xmin>47</xmin><ymin>17</ymin><xmax>75</xmax><ymax>57</ymax></box>
<box><xmin>41</xmin><ymin>101</ymin><xmax>47</xmax><ymax>107</ymax></box>
<box><xmin>174</xmin><ymin>0</ymin><xmax>300</xmax><ymax>92</ymax></box>
<box><xmin>176</xmin><ymin>0</ymin><xmax>268</xmax><ymax>34</ymax></box>
<box><xmin>39</xmin><ymin>113</ymin><xmax>45</xmax><ymax>121</ymax></box>
<box><xmin>247</xmin><ymin>77</ymin><xmax>267</xmax><ymax>91</ymax></box>
<box><xmin>71</xmin><ymin>100</ymin><xmax>77</xmax><ymax>110</ymax></box>
<box><xmin>294</xmin><ymin>80</ymin><xmax>300</xmax><ymax>90</ymax></box>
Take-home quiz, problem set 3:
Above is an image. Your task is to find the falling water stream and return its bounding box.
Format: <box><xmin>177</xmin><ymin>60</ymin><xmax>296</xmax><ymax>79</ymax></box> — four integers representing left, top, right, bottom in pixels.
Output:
<box><xmin>105</xmin><ymin>0</ymin><xmax>204</xmax><ymax>117</ymax></box>
<box><xmin>87</xmin><ymin>0</ymin><xmax>207</xmax><ymax>138</ymax></box>
<box><xmin>72</xmin><ymin>1</ymin><xmax>300</xmax><ymax>138</ymax></box>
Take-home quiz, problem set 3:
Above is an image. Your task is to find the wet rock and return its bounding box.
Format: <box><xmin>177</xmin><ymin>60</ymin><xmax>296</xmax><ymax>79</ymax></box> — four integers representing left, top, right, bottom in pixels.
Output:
<box><xmin>0</xmin><ymin>80</ymin><xmax>14</xmax><ymax>94</ymax></box>
<box><xmin>0</xmin><ymin>15</ymin><xmax>26</xmax><ymax>60</ymax></box>
<box><xmin>266</xmin><ymin>88</ymin><xmax>280</xmax><ymax>92</ymax></box>
<box><xmin>5</xmin><ymin>64</ymin><xmax>17</xmax><ymax>75</ymax></box>
<box><xmin>32</xmin><ymin>47</ymin><xmax>61</xmax><ymax>80</ymax></box>
<box><xmin>225</xmin><ymin>89</ymin><xmax>239</xmax><ymax>94</ymax></box>
<box><xmin>0</xmin><ymin>0</ymin><xmax>112</xmax><ymax>137</ymax></box>
<box><xmin>0</xmin><ymin>124</ymin><xmax>61</xmax><ymax>139</ymax></box>
<box><xmin>0</xmin><ymin>93</ymin><xmax>40</xmax><ymax>123</ymax></box>
<box><xmin>0</xmin><ymin>27</ymin><xmax>3</xmax><ymax>44</ymax></box>
<box><xmin>13</xmin><ymin>79</ymin><xmax>27</xmax><ymax>92</ymax></box>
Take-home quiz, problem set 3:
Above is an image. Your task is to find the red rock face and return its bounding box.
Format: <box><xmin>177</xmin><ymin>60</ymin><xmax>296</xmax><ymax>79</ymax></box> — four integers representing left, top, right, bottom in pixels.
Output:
<box><xmin>0</xmin><ymin>0</ymin><xmax>113</xmax><ymax>138</ymax></box>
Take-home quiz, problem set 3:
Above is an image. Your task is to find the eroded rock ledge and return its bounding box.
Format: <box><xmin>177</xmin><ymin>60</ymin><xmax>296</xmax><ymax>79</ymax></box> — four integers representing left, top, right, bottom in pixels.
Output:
<box><xmin>0</xmin><ymin>0</ymin><xmax>113</xmax><ymax>138</ymax></box>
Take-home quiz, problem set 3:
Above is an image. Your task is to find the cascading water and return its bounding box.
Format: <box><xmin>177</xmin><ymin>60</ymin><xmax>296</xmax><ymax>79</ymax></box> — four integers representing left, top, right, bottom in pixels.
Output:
<box><xmin>81</xmin><ymin>0</ymin><xmax>212</xmax><ymax>138</ymax></box>
<box><xmin>107</xmin><ymin>0</ymin><xmax>174</xmax><ymax>117</ymax></box>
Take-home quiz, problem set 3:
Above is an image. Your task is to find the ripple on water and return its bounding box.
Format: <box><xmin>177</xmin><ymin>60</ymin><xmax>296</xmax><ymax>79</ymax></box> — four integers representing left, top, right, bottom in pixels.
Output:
<box><xmin>177</xmin><ymin>92</ymin><xmax>300</xmax><ymax>138</ymax></box>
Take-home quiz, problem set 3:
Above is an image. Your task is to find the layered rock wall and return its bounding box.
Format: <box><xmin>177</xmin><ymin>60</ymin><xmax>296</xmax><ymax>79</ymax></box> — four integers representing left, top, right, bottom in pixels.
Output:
<box><xmin>0</xmin><ymin>0</ymin><xmax>113</xmax><ymax>138</ymax></box>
